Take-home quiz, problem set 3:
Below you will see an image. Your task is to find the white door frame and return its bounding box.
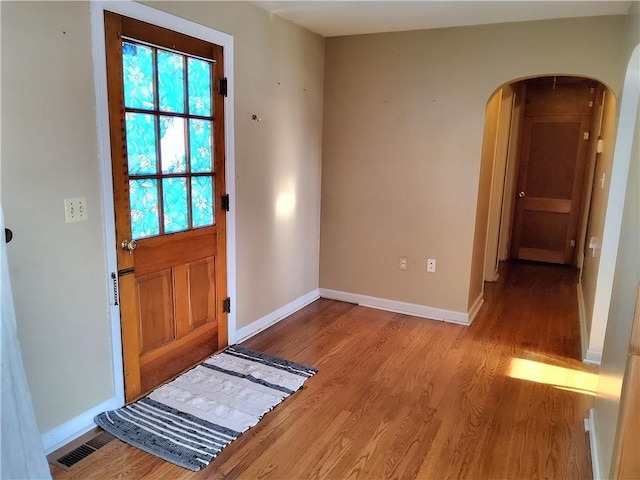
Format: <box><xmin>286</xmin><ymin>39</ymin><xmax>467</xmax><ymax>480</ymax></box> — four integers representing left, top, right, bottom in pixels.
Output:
<box><xmin>89</xmin><ymin>0</ymin><xmax>236</xmax><ymax>406</ymax></box>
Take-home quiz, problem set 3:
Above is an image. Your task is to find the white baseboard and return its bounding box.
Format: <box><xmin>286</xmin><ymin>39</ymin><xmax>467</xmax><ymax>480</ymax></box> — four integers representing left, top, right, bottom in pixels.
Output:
<box><xmin>577</xmin><ymin>282</ymin><xmax>602</xmax><ymax>365</ymax></box>
<box><xmin>586</xmin><ymin>408</ymin><xmax>601</xmax><ymax>479</ymax></box>
<box><xmin>585</xmin><ymin>349</ymin><xmax>602</xmax><ymax>365</ymax></box>
<box><xmin>234</xmin><ymin>289</ymin><xmax>320</xmax><ymax>344</ymax></box>
<box><xmin>577</xmin><ymin>282</ymin><xmax>589</xmax><ymax>363</ymax></box>
<box><xmin>319</xmin><ymin>288</ymin><xmax>471</xmax><ymax>325</ymax></box>
<box><xmin>41</xmin><ymin>396</ymin><xmax>120</xmax><ymax>454</ymax></box>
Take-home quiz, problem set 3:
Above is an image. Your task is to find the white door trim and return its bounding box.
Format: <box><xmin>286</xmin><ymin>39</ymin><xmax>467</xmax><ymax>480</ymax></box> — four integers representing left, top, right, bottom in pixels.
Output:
<box><xmin>89</xmin><ymin>0</ymin><xmax>236</xmax><ymax>406</ymax></box>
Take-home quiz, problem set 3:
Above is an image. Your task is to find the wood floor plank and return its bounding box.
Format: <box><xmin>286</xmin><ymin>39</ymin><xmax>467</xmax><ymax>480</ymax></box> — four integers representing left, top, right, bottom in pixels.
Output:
<box><xmin>50</xmin><ymin>261</ymin><xmax>594</xmax><ymax>479</ymax></box>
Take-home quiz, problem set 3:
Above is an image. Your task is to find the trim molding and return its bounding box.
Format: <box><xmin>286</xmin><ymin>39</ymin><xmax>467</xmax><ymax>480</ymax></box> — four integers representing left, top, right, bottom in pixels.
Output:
<box><xmin>319</xmin><ymin>289</ymin><xmax>471</xmax><ymax>325</ymax></box>
<box><xmin>585</xmin><ymin>349</ymin><xmax>603</xmax><ymax>365</ymax></box>
<box><xmin>41</xmin><ymin>396</ymin><xmax>119</xmax><ymax>455</ymax></box>
<box><xmin>235</xmin><ymin>290</ymin><xmax>320</xmax><ymax>344</ymax></box>
<box><xmin>577</xmin><ymin>281</ymin><xmax>589</xmax><ymax>362</ymax></box>
<box><xmin>577</xmin><ymin>282</ymin><xmax>602</xmax><ymax>365</ymax></box>
<box><xmin>467</xmin><ymin>294</ymin><xmax>484</xmax><ymax>325</ymax></box>
<box><xmin>586</xmin><ymin>408</ymin><xmax>602</xmax><ymax>479</ymax></box>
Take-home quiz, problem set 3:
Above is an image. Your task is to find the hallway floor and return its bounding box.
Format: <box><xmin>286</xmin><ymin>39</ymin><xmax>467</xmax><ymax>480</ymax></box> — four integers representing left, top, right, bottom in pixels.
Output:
<box><xmin>51</xmin><ymin>261</ymin><xmax>595</xmax><ymax>479</ymax></box>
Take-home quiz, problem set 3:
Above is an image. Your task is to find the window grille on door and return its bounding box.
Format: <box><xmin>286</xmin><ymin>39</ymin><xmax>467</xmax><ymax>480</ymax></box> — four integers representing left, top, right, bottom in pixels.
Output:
<box><xmin>121</xmin><ymin>39</ymin><xmax>216</xmax><ymax>240</ymax></box>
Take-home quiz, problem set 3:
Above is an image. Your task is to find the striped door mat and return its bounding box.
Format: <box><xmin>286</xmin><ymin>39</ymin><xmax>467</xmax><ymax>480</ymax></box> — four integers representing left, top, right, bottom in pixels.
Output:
<box><xmin>94</xmin><ymin>345</ymin><xmax>317</xmax><ymax>471</ymax></box>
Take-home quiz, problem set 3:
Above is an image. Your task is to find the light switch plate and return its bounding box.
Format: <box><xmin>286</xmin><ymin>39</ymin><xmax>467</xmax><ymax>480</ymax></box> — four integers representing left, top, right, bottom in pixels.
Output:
<box><xmin>64</xmin><ymin>197</ymin><xmax>87</xmax><ymax>223</ymax></box>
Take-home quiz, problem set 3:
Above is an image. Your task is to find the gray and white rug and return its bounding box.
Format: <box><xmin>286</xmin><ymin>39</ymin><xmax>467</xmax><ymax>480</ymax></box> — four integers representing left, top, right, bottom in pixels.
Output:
<box><xmin>94</xmin><ymin>345</ymin><xmax>317</xmax><ymax>471</ymax></box>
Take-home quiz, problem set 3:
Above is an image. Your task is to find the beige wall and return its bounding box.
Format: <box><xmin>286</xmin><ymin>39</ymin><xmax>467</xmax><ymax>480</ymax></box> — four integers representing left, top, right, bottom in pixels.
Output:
<box><xmin>1</xmin><ymin>1</ymin><xmax>114</xmax><ymax>434</ymax></box>
<box><xmin>321</xmin><ymin>16</ymin><xmax>629</xmax><ymax>315</ymax></box>
<box><xmin>1</xmin><ymin>0</ymin><xmax>324</xmax><ymax>435</ymax></box>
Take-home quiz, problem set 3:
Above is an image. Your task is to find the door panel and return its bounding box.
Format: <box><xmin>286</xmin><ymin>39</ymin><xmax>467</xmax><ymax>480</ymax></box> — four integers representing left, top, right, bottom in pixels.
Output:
<box><xmin>137</xmin><ymin>269</ymin><xmax>175</xmax><ymax>354</ymax></box>
<box><xmin>133</xmin><ymin>227</ymin><xmax>216</xmax><ymax>277</ymax></box>
<box><xmin>104</xmin><ymin>12</ymin><xmax>227</xmax><ymax>401</ymax></box>
<box><xmin>519</xmin><ymin>211</ymin><xmax>570</xmax><ymax>264</ymax></box>
<box><xmin>187</xmin><ymin>258</ymin><xmax>217</xmax><ymax>330</ymax></box>
<box><xmin>526</xmin><ymin>121</ymin><xmax>581</xmax><ymax>198</ymax></box>
<box><xmin>138</xmin><ymin>322</ymin><xmax>219</xmax><ymax>395</ymax></box>
<box><xmin>512</xmin><ymin>114</ymin><xmax>591</xmax><ymax>264</ymax></box>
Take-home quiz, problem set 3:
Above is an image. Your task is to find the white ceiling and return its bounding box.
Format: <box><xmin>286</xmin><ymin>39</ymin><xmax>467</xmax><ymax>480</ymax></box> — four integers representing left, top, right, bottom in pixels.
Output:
<box><xmin>254</xmin><ymin>1</ymin><xmax>634</xmax><ymax>37</ymax></box>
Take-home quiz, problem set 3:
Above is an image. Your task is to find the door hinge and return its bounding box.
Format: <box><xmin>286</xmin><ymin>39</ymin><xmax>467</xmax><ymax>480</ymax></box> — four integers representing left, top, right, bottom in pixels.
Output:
<box><xmin>219</xmin><ymin>78</ymin><xmax>228</xmax><ymax>97</ymax></box>
<box><xmin>222</xmin><ymin>297</ymin><xmax>231</xmax><ymax>314</ymax></box>
<box><xmin>583</xmin><ymin>131</ymin><xmax>590</xmax><ymax>140</ymax></box>
<box><xmin>221</xmin><ymin>194</ymin><xmax>230</xmax><ymax>212</ymax></box>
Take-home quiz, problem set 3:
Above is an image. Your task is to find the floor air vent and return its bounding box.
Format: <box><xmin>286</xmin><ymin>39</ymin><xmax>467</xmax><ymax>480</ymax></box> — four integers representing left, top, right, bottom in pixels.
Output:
<box><xmin>50</xmin><ymin>431</ymin><xmax>115</xmax><ymax>470</ymax></box>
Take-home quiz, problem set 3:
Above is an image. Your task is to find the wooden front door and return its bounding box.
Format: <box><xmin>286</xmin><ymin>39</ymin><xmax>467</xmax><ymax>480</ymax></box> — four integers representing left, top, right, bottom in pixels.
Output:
<box><xmin>511</xmin><ymin>78</ymin><xmax>595</xmax><ymax>265</ymax></box>
<box><xmin>104</xmin><ymin>12</ymin><xmax>228</xmax><ymax>401</ymax></box>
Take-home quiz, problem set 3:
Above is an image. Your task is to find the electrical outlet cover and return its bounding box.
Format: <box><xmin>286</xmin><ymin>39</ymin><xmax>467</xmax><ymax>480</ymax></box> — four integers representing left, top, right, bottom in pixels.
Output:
<box><xmin>427</xmin><ymin>258</ymin><xmax>436</xmax><ymax>273</ymax></box>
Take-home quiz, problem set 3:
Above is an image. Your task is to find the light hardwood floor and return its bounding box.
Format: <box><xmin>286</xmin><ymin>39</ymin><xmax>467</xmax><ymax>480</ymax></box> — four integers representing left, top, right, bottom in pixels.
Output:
<box><xmin>50</xmin><ymin>261</ymin><xmax>595</xmax><ymax>479</ymax></box>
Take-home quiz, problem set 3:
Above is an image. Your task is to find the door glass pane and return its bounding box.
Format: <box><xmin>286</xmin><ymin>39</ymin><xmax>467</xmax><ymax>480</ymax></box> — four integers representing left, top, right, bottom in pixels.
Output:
<box><xmin>126</xmin><ymin>113</ymin><xmax>157</xmax><ymax>175</ymax></box>
<box><xmin>122</xmin><ymin>39</ymin><xmax>218</xmax><ymax>239</ymax></box>
<box><xmin>129</xmin><ymin>179</ymin><xmax>160</xmax><ymax>239</ymax></box>
<box><xmin>191</xmin><ymin>176</ymin><xmax>214</xmax><ymax>227</ymax></box>
<box><xmin>157</xmin><ymin>50</ymin><xmax>185</xmax><ymax>113</ymax></box>
<box><xmin>188</xmin><ymin>58</ymin><xmax>212</xmax><ymax>116</ymax></box>
<box><xmin>162</xmin><ymin>177</ymin><xmax>188</xmax><ymax>233</ymax></box>
<box><xmin>122</xmin><ymin>42</ymin><xmax>155</xmax><ymax>110</ymax></box>
<box><xmin>189</xmin><ymin>119</ymin><xmax>213</xmax><ymax>173</ymax></box>
<box><xmin>160</xmin><ymin>116</ymin><xmax>186</xmax><ymax>174</ymax></box>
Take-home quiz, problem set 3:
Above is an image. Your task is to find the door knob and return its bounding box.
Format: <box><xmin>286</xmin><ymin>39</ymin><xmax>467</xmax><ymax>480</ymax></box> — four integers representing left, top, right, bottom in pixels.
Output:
<box><xmin>518</xmin><ymin>191</ymin><xmax>526</xmax><ymax>198</ymax></box>
<box><xmin>121</xmin><ymin>238</ymin><xmax>137</xmax><ymax>255</ymax></box>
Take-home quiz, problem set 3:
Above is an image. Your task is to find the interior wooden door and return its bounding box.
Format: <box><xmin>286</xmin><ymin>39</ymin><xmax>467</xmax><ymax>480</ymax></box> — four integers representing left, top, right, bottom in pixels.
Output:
<box><xmin>104</xmin><ymin>12</ymin><xmax>228</xmax><ymax>401</ymax></box>
<box><xmin>511</xmin><ymin>114</ymin><xmax>591</xmax><ymax>264</ymax></box>
<box><xmin>509</xmin><ymin>76</ymin><xmax>601</xmax><ymax>266</ymax></box>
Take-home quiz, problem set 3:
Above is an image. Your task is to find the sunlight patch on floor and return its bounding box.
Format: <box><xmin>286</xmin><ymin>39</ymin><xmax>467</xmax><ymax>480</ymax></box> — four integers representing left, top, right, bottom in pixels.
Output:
<box><xmin>508</xmin><ymin>358</ymin><xmax>597</xmax><ymax>396</ymax></box>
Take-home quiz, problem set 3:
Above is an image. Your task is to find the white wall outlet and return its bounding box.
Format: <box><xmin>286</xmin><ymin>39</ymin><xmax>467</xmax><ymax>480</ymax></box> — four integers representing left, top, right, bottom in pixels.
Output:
<box><xmin>399</xmin><ymin>257</ymin><xmax>408</xmax><ymax>271</ymax></box>
<box><xmin>64</xmin><ymin>197</ymin><xmax>88</xmax><ymax>223</ymax></box>
<box><xmin>427</xmin><ymin>258</ymin><xmax>436</xmax><ymax>273</ymax></box>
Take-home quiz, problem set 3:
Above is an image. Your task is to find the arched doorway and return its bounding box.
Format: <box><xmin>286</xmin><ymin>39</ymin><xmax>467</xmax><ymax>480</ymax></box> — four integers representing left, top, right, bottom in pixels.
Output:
<box><xmin>481</xmin><ymin>75</ymin><xmax>616</xmax><ymax>283</ymax></box>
